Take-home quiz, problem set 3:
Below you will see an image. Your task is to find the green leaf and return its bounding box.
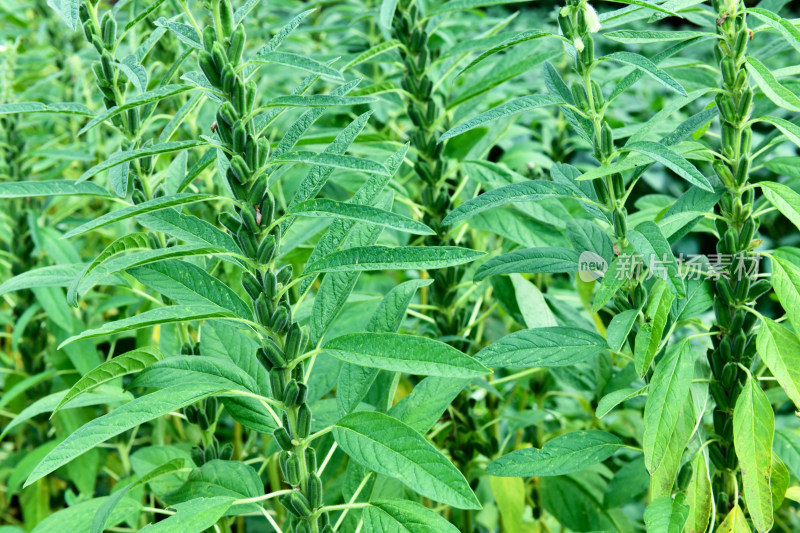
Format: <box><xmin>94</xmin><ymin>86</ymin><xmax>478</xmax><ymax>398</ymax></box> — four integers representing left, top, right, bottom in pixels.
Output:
<box><xmin>137</xmin><ymin>210</ymin><xmax>242</xmax><ymax>260</ymax></box>
<box><xmin>759</xmin><ymin>116</ymin><xmax>800</xmax><ymax>149</ymax></box>
<box><xmin>604</xmin><ymin>30</ymin><xmax>712</xmax><ymax>44</ymax></box>
<box><xmin>716</xmin><ymin>505</ymin><xmax>750</xmax><ymax>533</ymax></box>
<box><xmin>770</xmin><ymin>256</ymin><xmax>800</xmax><ymax>334</ymax></box>
<box><xmin>165</xmin><ymin>460</ymin><xmax>263</xmax><ymax>515</ymax></box>
<box><xmin>0</xmin><ymin>264</ymin><xmax>88</xmax><ymax>296</ymax></box>
<box><xmin>625</xmin><ymin>141</ymin><xmax>713</xmax><ymax>191</ymax></box>
<box><xmin>442</xmin><ymin>181</ymin><xmax>576</xmax><ymax>225</ymax></box>
<box><xmin>643</xmin><ymin>341</ymin><xmax>695</xmax><ymax>473</ymax></box>
<box><xmin>685</xmin><ymin>453</ymin><xmax>712</xmax><ymax>533</ymax></box>
<box><xmin>333</xmin><ymin>412</ymin><xmax>481</xmax><ymax>509</ymax></box>
<box><xmin>488</xmin><ymin>430</ymin><xmax>624</xmax><ymax>477</ymax></box>
<box><xmin>62</xmin><ymin>194</ymin><xmax>216</xmax><ymax>239</ymax></box>
<box><xmin>606</xmin><ymin>309</ymin><xmax>639</xmax><ymax>352</ymax></box>
<box><xmin>77</xmin><ymin>141</ymin><xmax>205</xmax><ymax>182</ymax></box>
<box><xmin>757</xmin><ymin>318</ymin><xmax>800</xmax><ymax>411</ymax></box>
<box><xmin>459</xmin><ymin>30</ymin><xmax>563</xmax><ymax>75</ymax></box>
<box><xmin>601</xmin><ymin>51</ymin><xmax>687</xmax><ymax>96</ymax></box>
<box><xmin>287</xmin><ymin>199</ymin><xmax>433</xmax><ymax>235</ymax></box>
<box><xmin>154</xmin><ymin>18</ymin><xmax>202</xmax><ymax>49</ymax></box>
<box><xmin>128</xmin><ymin>260</ymin><xmax>252</xmax><ymax>320</ymax></box>
<box><xmin>440</xmin><ymin>94</ymin><xmax>563</xmax><ymax>141</ymax></box>
<box><xmin>271</xmin><ymin>151</ymin><xmax>389</xmax><ymax>175</ymax></box>
<box><xmin>596</xmin><ymin>386</ymin><xmax>646</xmax><ymax>418</ymax></box>
<box><xmin>323</xmin><ymin>333</ymin><xmax>489</xmax><ymax>377</ymax></box>
<box><xmin>635</xmin><ymin>280</ymin><xmax>676</xmax><ymax>376</ymax></box>
<box><xmin>474</xmin><ymin>247</ymin><xmax>580</xmax><ymax>281</ymax></box>
<box><xmin>475</xmin><ymin>327</ymin><xmax>608</xmax><ymax>368</ymax></box>
<box><xmin>53</xmin><ymin>347</ymin><xmax>163</xmax><ymax>414</ymax></box>
<box><xmin>428</xmin><ymin>0</ymin><xmax>527</xmax><ymax>14</ymax></box>
<box><xmin>644</xmin><ymin>496</ymin><xmax>689</xmax><ymax>533</ymax></box>
<box><xmin>58</xmin><ymin>305</ymin><xmax>236</xmax><ymax>349</ymax></box>
<box><xmin>363</xmin><ymin>500</ymin><xmax>459</xmax><ymax>533</ymax></box>
<box><xmin>344</xmin><ymin>39</ymin><xmax>402</xmax><ymax>69</ymax></box>
<box><xmin>138</xmin><ymin>497</ymin><xmax>235</xmax><ymax>533</ymax></box>
<box><xmin>0</xmin><ymin>102</ymin><xmax>92</xmax><ymax>116</ymax></box>
<box><xmin>387</xmin><ymin>376</ymin><xmax>470</xmax><ymax>433</ymax></box>
<box><xmin>254</xmin><ymin>51</ymin><xmax>343</xmax><ymax>80</ymax></box>
<box><xmin>305</xmin><ymin>246</ymin><xmax>484</xmax><ymax>274</ymax></box>
<box><xmin>132</xmin><ymin>356</ymin><xmax>259</xmax><ymax>395</ymax></box>
<box><xmin>264</xmin><ymin>95</ymin><xmax>376</xmax><ymax>108</ymax></box>
<box><xmin>25</xmin><ymin>383</ymin><xmax>224</xmax><ymax>487</ymax></box>
<box><xmin>746</xmin><ymin>57</ymin><xmax>800</xmax><ymax>112</ymax></box>
<box><xmin>765</xmin><ymin>157</ymin><xmax>800</xmax><ymax>179</ymax></box>
<box><xmin>733</xmin><ymin>376</ymin><xmax>774</xmax><ymax>533</ymax></box>
<box><xmin>747</xmin><ymin>8</ymin><xmax>800</xmax><ymax>55</ymax></box>
<box><xmin>0</xmin><ymin>180</ymin><xmax>111</xmax><ymax>198</ymax></box>
<box><xmin>31</xmin><ymin>496</ymin><xmax>141</xmax><ymax>533</ymax></box>
<box><xmin>78</xmin><ymin>85</ymin><xmax>194</xmax><ymax>135</ymax></box>
<box><xmin>761</xmin><ymin>181</ymin><xmax>800</xmax><ymax>231</ymax></box>
<box><xmin>627</xmin><ymin>222</ymin><xmax>686</xmax><ymax>298</ymax></box>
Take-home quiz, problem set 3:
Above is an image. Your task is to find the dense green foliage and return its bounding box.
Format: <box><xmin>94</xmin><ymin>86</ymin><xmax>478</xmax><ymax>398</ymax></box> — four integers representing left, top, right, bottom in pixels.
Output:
<box><xmin>2</xmin><ymin>0</ymin><xmax>800</xmax><ymax>531</ymax></box>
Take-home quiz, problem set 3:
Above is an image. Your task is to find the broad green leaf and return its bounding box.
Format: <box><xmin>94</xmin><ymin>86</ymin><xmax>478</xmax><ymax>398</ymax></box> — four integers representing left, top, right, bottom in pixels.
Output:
<box><xmin>685</xmin><ymin>453</ymin><xmax>712</xmax><ymax>533</ymax></box>
<box><xmin>489</xmin><ymin>431</ymin><xmax>624</xmax><ymax>477</ymax></box>
<box><xmin>604</xmin><ymin>30</ymin><xmax>712</xmax><ymax>44</ymax></box>
<box><xmin>761</xmin><ymin>181</ymin><xmax>800</xmax><ymax>231</ymax></box>
<box><xmin>138</xmin><ymin>497</ymin><xmax>235</xmax><ymax>533</ymax></box>
<box><xmin>627</xmin><ymin>222</ymin><xmax>686</xmax><ymax>298</ymax></box>
<box><xmin>363</xmin><ymin>500</ymin><xmax>459</xmax><ymax>533</ymax></box>
<box><xmin>137</xmin><ymin>210</ymin><xmax>242</xmax><ymax>259</ymax></box>
<box><xmin>441</xmin><ymin>94</ymin><xmax>564</xmax><ymax>141</ymax></box>
<box><xmin>0</xmin><ymin>264</ymin><xmax>87</xmax><ymax>296</ymax></box>
<box><xmin>165</xmin><ymin>460</ymin><xmax>263</xmax><ymax>515</ymax></box>
<box><xmin>305</xmin><ymin>246</ymin><xmax>484</xmax><ymax>274</ymax></box>
<box><xmin>596</xmin><ymin>386</ymin><xmax>646</xmax><ymax>418</ymax></box>
<box><xmin>78</xmin><ymin>85</ymin><xmax>194</xmax><ymax>134</ymax></box>
<box><xmin>772</xmin><ymin>454</ymin><xmax>789</xmax><ymax>511</ymax></box>
<box><xmin>78</xmin><ymin>141</ymin><xmax>205</xmax><ymax>182</ymax></box>
<box><xmin>475</xmin><ymin>327</ymin><xmax>608</xmax><ymax>368</ymax></box>
<box><xmin>474</xmin><ymin>247</ymin><xmax>580</xmax><ymax>281</ymax></box>
<box><xmin>765</xmin><ymin>157</ymin><xmax>800</xmax><ymax>179</ymax></box>
<box><xmin>716</xmin><ymin>505</ymin><xmax>750</xmax><ymax>533</ymax></box>
<box><xmin>651</xmin><ymin>396</ymin><xmax>700</xmax><ymax>500</ymax></box>
<box><xmin>643</xmin><ymin>341</ymin><xmax>695</xmax><ymax>473</ymax></box>
<box><xmin>254</xmin><ymin>51</ymin><xmax>343</xmax><ymax>80</ymax></box>
<box><xmin>0</xmin><ymin>102</ymin><xmax>91</xmax><ymax>116</ymax></box>
<box><xmin>53</xmin><ymin>347</ymin><xmax>163</xmax><ymax>414</ymax></box>
<box><xmin>604</xmin><ymin>456</ymin><xmax>650</xmax><ymax>508</ymax></box>
<box><xmin>62</xmin><ymin>193</ymin><xmax>216</xmax><ymax>239</ymax></box>
<box><xmin>757</xmin><ymin>318</ymin><xmax>800</xmax><ymax>411</ymax></box>
<box><xmin>58</xmin><ymin>305</ymin><xmax>235</xmax><ymax>349</ymax></box>
<box><xmin>287</xmin><ymin>198</ymin><xmax>434</xmax><ymax>235</ymax></box>
<box><xmin>379</xmin><ymin>0</ymin><xmax>398</xmax><ymax>28</ymax></box>
<box><xmin>759</xmin><ymin>116</ymin><xmax>800</xmax><ymax>149</ymax></box>
<box><xmin>128</xmin><ymin>260</ymin><xmax>252</xmax><ymax>320</ymax></box>
<box><xmin>323</xmin><ymin>333</ymin><xmax>489</xmax><ymax>377</ymax></box>
<box><xmin>747</xmin><ymin>8</ymin><xmax>800</xmax><ymax>54</ymax></box>
<box><xmin>733</xmin><ymin>376</ymin><xmax>774</xmax><ymax>532</ymax></box>
<box><xmin>442</xmin><ymin>181</ymin><xmax>576</xmax><ymax>225</ymax></box>
<box><xmin>333</xmin><ymin>412</ymin><xmax>481</xmax><ymax>509</ymax></box>
<box><xmin>490</xmin><ymin>477</ymin><xmax>525</xmax><ymax>532</ymax></box>
<box><xmin>25</xmin><ymin>383</ymin><xmax>224</xmax><ymax>487</ymax></box>
<box><xmin>540</xmin><ymin>475</ymin><xmax>618</xmax><ymax>531</ymax></box>
<box><xmin>606</xmin><ymin>309</ymin><xmax>639</xmax><ymax>352</ymax></box>
<box><xmin>644</xmin><ymin>497</ymin><xmax>689</xmax><ymax>533</ymax></box>
<box><xmin>271</xmin><ymin>151</ymin><xmax>389</xmax><ymax>175</ymax></box>
<box><xmin>0</xmin><ymin>180</ymin><xmax>111</xmax><ymax>198</ymax></box>
<box><xmin>635</xmin><ymin>280</ymin><xmax>676</xmax><ymax>376</ymax></box>
<box><xmin>746</xmin><ymin>57</ymin><xmax>800</xmax><ymax>112</ymax></box>
<box><xmin>31</xmin><ymin>496</ymin><xmax>140</xmax><ymax>533</ymax></box>
<box><xmin>511</xmin><ymin>273</ymin><xmax>557</xmax><ymax>328</ymax></box>
<box><xmin>625</xmin><ymin>141</ymin><xmax>713</xmax><ymax>191</ymax></box>
<box><xmin>387</xmin><ymin>376</ymin><xmax>470</xmax><ymax>433</ymax></box>
<box><xmin>601</xmin><ymin>51</ymin><xmax>687</xmax><ymax>96</ymax></box>
<box><xmin>131</xmin><ymin>356</ymin><xmax>260</xmax><ymax>393</ymax></box>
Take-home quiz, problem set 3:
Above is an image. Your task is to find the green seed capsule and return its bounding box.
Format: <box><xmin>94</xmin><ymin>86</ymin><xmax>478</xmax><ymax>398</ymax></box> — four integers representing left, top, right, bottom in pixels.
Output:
<box><xmin>203</xmin><ymin>26</ymin><xmax>215</xmax><ymax>52</ymax></box>
<box><xmin>83</xmin><ymin>20</ymin><xmax>95</xmax><ymax>42</ymax></box>
<box><xmin>230</xmin><ymin>155</ymin><xmax>251</xmax><ymax>185</ymax></box>
<box><xmin>259</xmin><ymin>341</ymin><xmax>287</xmax><ymax>368</ymax></box>
<box><xmin>257</xmin><ymin>137</ymin><xmax>270</xmax><ymax>166</ymax></box>
<box><xmin>277</xmin><ymin>264</ymin><xmax>293</xmax><ymax>285</ymax></box>
<box><xmin>199</xmin><ymin>51</ymin><xmax>221</xmax><ymax>87</ymax></box>
<box><xmin>284</xmin><ymin>323</ymin><xmax>304</xmax><ymax>360</ymax></box>
<box><xmin>218</xmin><ymin>0</ymin><xmax>234</xmax><ymax>37</ymax></box>
<box><xmin>241</xmin><ymin>271</ymin><xmax>262</xmax><ymax>300</ymax></box>
<box><xmin>734</xmin><ymin>155</ymin><xmax>750</xmax><ymax>186</ymax></box>
<box><xmin>717</xmin><ymin>278</ymin><xmax>735</xmax><ymax>305</ymax></box>
<box><xmin>212</xmin><ymin>41</ymin><xmax>229</xmax><ymax>73</ymax></box>
<box><xmin>282</xmin><ymin>380</ymin><xmax>300</xmax><ymax>406</ymax></box>
<box><xmin>734</xmin><ymin>30</ymin><xmax>747</xmax><ymax>60</ymax></box>
<box><xmin>228</xmin><ymin>24</ymin><xmax>245</xmax><ymax>64</ymax></box>
<box><xmin>247</xmin><ymin>175</ymin><xmax>267</xmax><ymax>206</ymax></box>
<box><xmin>218</xmin><ymin>211</ymin><xmax>242</xmax><ymax>234</ymax></box>
<box><xmin>571</xmin><ymin>81</ymin><xmax>589</xmax><ymax>111</ymax></box>
<box><xmin>232</xmin><ymin>78</ymin><xmax>247</xmax><ymax>114</ymax></box>
<box><xmin>592</xmin><ymin>179</ymin><xmax>610</xmax><ymax>205</ymax></box>
<box><xmin>305</xmin><ymin>447</ymin><xmax>318</xmax><ymax>472</ymax></box>
<box><xmin>273</xmin><ymin>426</ymin><xmax>293</xmax><ymax>451</ymax></box>
<box><xmin>261</xmin><ymin>191</ymin><xmax>276</xmax><ymax>228</ymax></box>
<box><xmin>591</xmin><ymin>80</ymin><xmax>604</xmax><ymax>114</ymax></box>
<box><xmin>278</xmin><ymin>494</ymin><xmax>300</xmax><ymax>517</ymax></box>
<box><xmin>737</xmin><ymin>87</ymin><xmax>753</xmax><ymax>118</ymax></box>
<box><xmin>734</xmin><ymin>275</ymin><xmax>751</xmax><ymax>301</ymax></box>
<box><xmin>721</xmin><ymin>57</ymin><xmax>736</xmax><ymax>87</ymax></box>
<box><xmin>270</xmin><ymin>306</ymin><xmax>289</xmax><ymax>333</ymax></box>
<box><xmin>219</xmin><ymin>102</ymin><xmax>238</xmax><ymax>126</ymax></box>
<box><xmin>296</xmin><ymin>403</ymin><xmax>311</xmax><ymax>438</ymax></box>
<box><xmin>221</xmin><ymin>64</ymin><xmax>236</xmax><ymax>94</ymax></box>
<box><xmin>740</xmin><ymin>126</ymin><xmax>752</xmax><ymax>154</ymax></box>
<box><xmin>285</xmin><ymin>453</ymin><xmax>301</xmax><ymax>485</ymax></box>
<box><xmin>100</xmin><ymin>51</ymin><xmax>114</xmax><ymax>79</ymax></box>
<box><xmin>306</xmin><ymin>473</ymin><xmax>323</xmax><ymax>508</ymax></box>
<box><xmin>270</xmin><ymin>368</ymin><xmax>286</xmax><ymax>396</ymax></box>
<box><xmin>600</xmin><ymin>122</ymin><xmax>614</xmax><ymax>158</ymax></box>
<box><xmin>263</xmin><ymin>270</ymin><xmax>278</xmax><ymax>299</ymax></box>
<box><xmin>102</xmin><ymin>14</ymin><xmax>117</xmax><ymax>48</ymax></box>
<box><xmin>290</xmin><ymin>491</ymin><xmax>313</xmax><ymax>517</ymax></box>
<box><xmin>612</xmin><ymin>208</ymin><xmax>627</xmax><ymax>238</ymax></box>
<box><xmin>254</xmin><ymin>294</ymin><xmax>271</xmax><ymax>325</ymax></box>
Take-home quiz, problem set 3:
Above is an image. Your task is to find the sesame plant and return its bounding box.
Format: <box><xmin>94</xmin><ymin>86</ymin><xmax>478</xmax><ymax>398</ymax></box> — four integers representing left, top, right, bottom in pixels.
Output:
<box><xmin>3</xmin><ymin>0</ymin><xmax>800</xmax><ymax>532</ymax></box>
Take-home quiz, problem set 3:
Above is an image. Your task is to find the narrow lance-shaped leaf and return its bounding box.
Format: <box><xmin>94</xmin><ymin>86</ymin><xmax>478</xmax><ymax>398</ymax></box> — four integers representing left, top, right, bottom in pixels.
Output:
<box><xmin>488</xmin><ymin>431</ymin><xmax>624</xmax><ymax>477</ymax></box>
<box><xmin>78</xmin><ymin>141</ymin><xmax>206</xmax><ymax>182</ymax></box>
<box><xmin>475</xmin><ymin>327</ymin><xmax>608</xmax><ymax>368</ymax></box>
<box><xmin>603</xmin><ymin>30</ymin><xmax>713</xmax><ymax>44</ymax></box>
<box><xmin>627</xmin><ymin>222</ymin><xmax>686</xmax><ymax>298</ymax></box>
<box><xmin>0</xmin><ymin>180</ymin><xmax>111</xmax><ymax>198</ymax></box>
<box><xmin>733</xmin><ymin>376</ymin><xmax>774</xmax><ymax>533</ymax></box>
<box><xmin>685</xmin><ymin>453</ymin><xmax>712</xmax><ymax>533</ymax></box>
<box><xmin>363</xmin><ymin>500</ymin><xmax>460</xmax><ymax>533</ymax></box>
<box><xmin>332</xmin><ymin>411</ymin><xmax>481</xmax><ymax>509</ymax></box>
<box><xmin>757</xmin><ymin>317</ymin><xmax>800</xmax><ymax>411</ymax></box>
<box><xmin>600</xmin><ymin>51</ymin><xmax>688</xmax><ymax>96</ymax></box>
<box><xmin>474</xmin><ymin>247</ymin><xmax>580</xmax><ymax>281</ymax></box>
<box><xmin>25</xmin><ymin>383</ymin><xmax>224</xmax><ymax>487</ymax></box>
<box><xmin>53</xmin><ymin>348</ymin><xmax>163</xmax><ymax>414</ymax></box>
<box><xmin>441</xmin><ymin>94</ymin><xmax>564</xmax><ymax>141</ymax></box>
<box><xmin>78</xmin><ymin>85</ymin><xmax>194</xmax><ymax>135</ymax></box>
<box><xmin>459</xmin><ymin>30</ymin><xmax>565</xmax><ymax>75</ymax></box>
<box><xmin>323</xmin><ymin>333</ymin><xmax>489</xmax><ymax>377</ymax></box>
<box><xmin>270</xmin><ymin>151</ymin><xmax>389</xmax><ymax>175</ymax></box>
<box><xmin>758</xmin><ymin>116</ymin><xmax>800</xmax><ymax>150</ymax></box>
<box><xmin>643</xmin><ymin>497</ymin><xmax>689</xmax><ymax>533</ymax></box>
<box><xmin>625</xmin><ymin>141</ymin><xmax>713</xmax><ymax>192</ymax></box>
<box><xmin>305</xmin><ymin>246</ymin><xmax>484</xmax><ymax>274</ymax></box>
<box><xmin>287</xmin><ymin>198</ymin><xmax>434</xmax><ymax>235</ymax></box>
<box><xmin>761</xmin><ymin>181</ymin><xmax>800</xmax><ymax>231</ymax></box>
<box><xmin>746</xmin><ymin>57</ymin><xmax>800</xmax><ymax>112</ymax></box>
<box><xmin>0</xmin><ymin>102</ymin><xmax>92</xmax><ymax>115</ymax></box>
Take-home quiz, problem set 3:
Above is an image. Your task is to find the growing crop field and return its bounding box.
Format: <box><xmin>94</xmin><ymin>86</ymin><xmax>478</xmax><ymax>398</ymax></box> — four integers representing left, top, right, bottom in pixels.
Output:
<box><xmin>2</xmin><ymin>0</ymin><xmax>800</xmax><ymax>531</ymax></box>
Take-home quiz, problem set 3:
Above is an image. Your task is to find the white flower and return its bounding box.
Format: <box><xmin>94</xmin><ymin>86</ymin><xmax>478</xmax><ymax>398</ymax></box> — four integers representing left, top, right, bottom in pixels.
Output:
<box><xmin>574</xmin><ymin>37</ymin><xmax>585</xmax><ymax>52</ymax></box>
<box><xmin>583</xmin><ymin>3</ymin><xmax>602</xmax><ymax>33</ymax></box>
